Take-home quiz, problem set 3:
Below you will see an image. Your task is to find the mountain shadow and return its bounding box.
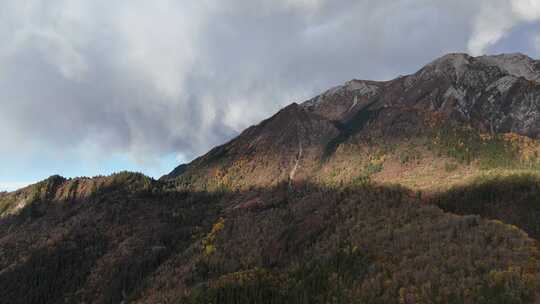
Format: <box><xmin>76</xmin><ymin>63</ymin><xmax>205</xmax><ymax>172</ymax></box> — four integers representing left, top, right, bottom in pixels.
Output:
<box><xmin>432</xmin><ymin>173</ymin><xmax>540</xmax><ymax>239</ymax></box>
<box><xmin>1</xmin><ymin>173</ymin><xmax>540</xmax><ymax>303</ymax></box>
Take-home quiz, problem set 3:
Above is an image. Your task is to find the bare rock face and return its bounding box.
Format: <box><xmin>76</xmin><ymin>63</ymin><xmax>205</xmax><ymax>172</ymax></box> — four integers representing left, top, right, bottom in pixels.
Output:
<box><xmin>301</xmin><ymin>53</ymin><xmax>540</xmax><ymax>138</ymax></box>
<box><xmin>165</xmin><ymin>53</ymin><xmax>540</xmax><ymax>185</ymax></box>
<box><xmin>302</xmin><ymin>80</ymin><xmax>382</xmax><ymax>122</ymax></box>
<box><xmin>477</xmin><ymin>53</ymin><xmax>540</xmax><ymax>82</ymax></box>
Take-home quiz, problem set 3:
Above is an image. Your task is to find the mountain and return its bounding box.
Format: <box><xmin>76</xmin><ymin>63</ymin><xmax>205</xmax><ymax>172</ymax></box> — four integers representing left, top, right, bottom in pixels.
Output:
<box><xmin>3</xmin><ymin>53</ymin><xmax>540</xmax><ymax>303</ymax></box>
<box><xmin>164</xmin><ymin>52</ymin><xmax>540</xmax><ymax>191</ymax></box>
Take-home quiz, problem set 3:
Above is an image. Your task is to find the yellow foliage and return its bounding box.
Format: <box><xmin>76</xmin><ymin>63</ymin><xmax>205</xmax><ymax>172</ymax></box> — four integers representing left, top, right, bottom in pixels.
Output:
<box><xmin>204</xmin><ymin>244</ymin><xmax>216</xmax><ymax>256</ymax></box>
<box><xmin>502</xmin><ymin>132</ymin><xmax>540</xmax><ymax>163</ymax></box>
<box><xmin>202</xmin><ymin>217</ymin><xmax>226</xmax><ymax>256</ymax></box>
<box><xmin>211</xmin><ymin>268</ymin><xmax>271</xmax><ymax>288</ymax></box>
<box><xmin>480</xmin><ymin>133</ymin><xmax>493</xmax><ymax>141</ymax></box>
<box><xmin>211</xmin><ymin>217</ymin><xmax>225</xmax><ymax>234</ymax></box>
<box><xmin>369</xmin><ymin>153</ymin><xmax>386</xmax><ymax>166</ymax></box>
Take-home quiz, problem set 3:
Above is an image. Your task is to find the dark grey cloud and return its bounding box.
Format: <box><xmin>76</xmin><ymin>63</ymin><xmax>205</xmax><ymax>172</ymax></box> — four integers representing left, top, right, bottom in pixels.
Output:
<box><xmin>1</xmin><ymin>0</ymin><xmax>540</xmax><ymax>171</ymax></box>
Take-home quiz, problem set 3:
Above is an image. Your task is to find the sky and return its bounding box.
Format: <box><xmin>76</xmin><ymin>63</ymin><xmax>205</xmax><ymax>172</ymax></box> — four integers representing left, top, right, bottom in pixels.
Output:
<box><xmin>1</xmin><ymin>0</ymin><xmax>540</xmax><ymax>191</ymax></box>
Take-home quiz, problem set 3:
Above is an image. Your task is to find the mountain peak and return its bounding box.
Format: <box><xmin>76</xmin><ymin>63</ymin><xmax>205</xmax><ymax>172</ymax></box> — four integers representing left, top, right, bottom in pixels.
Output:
<box><xmin>427</xmin><ymin>52</ymin><xmax>471</xmax><ymax>66</ymax></box>
<box><xmin>301</xmin><ymin>79</ymin><xmax>381</xmax><ymax>122</ymax></box>
<box><xmin>477</xmin><ymin>53</ymin><xmax>540</xmax><ymax>81</ymax></box>
<box><xmin>421</xmin><ymin>52</ymin><xmax>540</xmax><ymax>81</ymax></box>
<box><xmin>164</xmin><ymin>52</ymin><xmax>540</xmax><ymax>187</ymax></box>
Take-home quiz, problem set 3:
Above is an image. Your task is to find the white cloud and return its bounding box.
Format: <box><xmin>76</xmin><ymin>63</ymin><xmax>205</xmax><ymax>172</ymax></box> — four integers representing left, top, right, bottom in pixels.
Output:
<box><xmin>113</xmin><ymin>1</ymin><xmax>210</xmax><ymax>99</ymax></box>
<box><xmin>468</xmin><ymin>0</ymin><xmax>540</xmax><ymax>55</ymax></box>
<box><xmin>0</xmin><ymin>0</ymin><xmax>539</xmax><ymax>179</ymax></box>
<box><xmin>512</xmin><ymin>0</ymin><xmax>540</xmax><ymax>21</ymax></box>
<box><xmin>0</xmin><ymin>1</ymin><xmax>92</xmax><ymax>80</ymax></box>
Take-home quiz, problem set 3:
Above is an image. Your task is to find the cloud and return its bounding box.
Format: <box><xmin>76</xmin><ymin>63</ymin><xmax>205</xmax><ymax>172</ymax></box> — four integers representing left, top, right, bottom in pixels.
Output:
<box><xmin>468</xmin><ymin>0</ymin><xmax>540</xmax><ymax>55</ymax></box>
<box><xmin>0</xmin><ymin>0</ymin><xmax>539</xmax><ymax>179</ymax></box>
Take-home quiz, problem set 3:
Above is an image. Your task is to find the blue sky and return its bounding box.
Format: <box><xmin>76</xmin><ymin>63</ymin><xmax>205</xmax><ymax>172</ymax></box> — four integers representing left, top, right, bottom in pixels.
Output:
<box><xmin>0</xmin><ymin>152</ymin><xmax>183</xmax><ymax>191</ymax></box>
<box><xmin>1</xmin><ymin>0</ymin><xmax>540</xmax><ymax>191</ymax></box>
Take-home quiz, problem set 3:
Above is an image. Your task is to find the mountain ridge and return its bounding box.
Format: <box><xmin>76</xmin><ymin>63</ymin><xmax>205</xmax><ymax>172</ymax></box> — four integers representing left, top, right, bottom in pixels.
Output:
<box><xmin>163</xmin><ymin>53</ymin><xmax>540</xmax><ymax>193</ymax></box>
<box><xmin>4</xmin><ymin>52</ymin><xmax>540</xmax><ymax>303</ymax></box>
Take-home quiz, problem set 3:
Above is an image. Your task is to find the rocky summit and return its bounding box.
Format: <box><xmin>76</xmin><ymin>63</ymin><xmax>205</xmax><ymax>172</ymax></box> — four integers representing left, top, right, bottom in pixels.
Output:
<box><xmin>3</xmin><ymin>53</ymin><xmax>540</xmax><ymax>303</ymax></box>
<box><xmin>164</xmin><ymin>53</ymin><xmax>540</xmax><ymax>191</ymax></box>
<box><xmin>304</xmin><ymin>53</ymin><xmax>540</xmax><ymax>136</ymax></box>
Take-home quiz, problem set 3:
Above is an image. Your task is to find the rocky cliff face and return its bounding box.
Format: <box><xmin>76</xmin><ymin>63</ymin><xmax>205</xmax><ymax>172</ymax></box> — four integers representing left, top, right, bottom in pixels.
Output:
<box><xmin>165</xmin><ymin>53</ymin><xmax>540</xmax><ymax>189</ymax></box>
<box><xmin>302</xmin><ymin>53</ymin><xmax>540</xmax><ymax>137</ymax></box>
